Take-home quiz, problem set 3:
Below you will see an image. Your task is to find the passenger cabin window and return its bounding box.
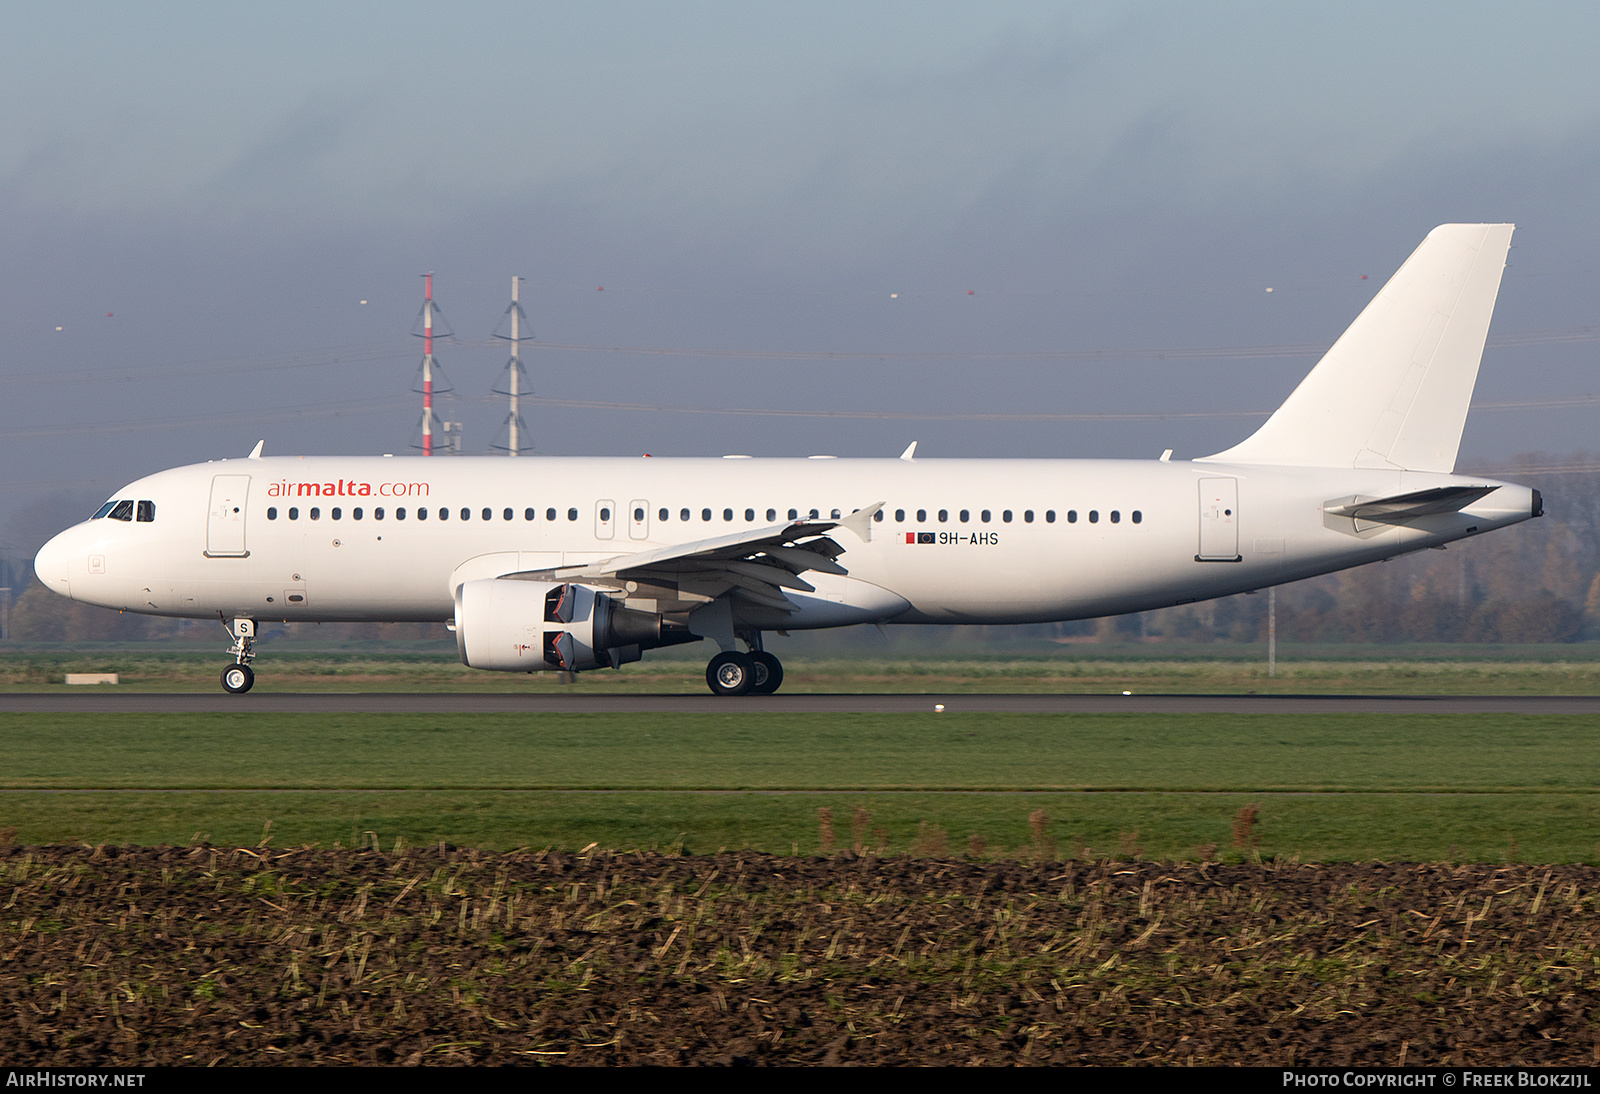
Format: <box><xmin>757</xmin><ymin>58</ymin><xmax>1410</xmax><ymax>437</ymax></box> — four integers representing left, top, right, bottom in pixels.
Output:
<box><xmin>873</xmin><ymin>510</ymin><xmax>883</xmax><ymax>522</ymax></box>
<box><xmin>1024</xmin><ymin>510</ymin><xmax>1034</xmax><ymax>523</ymax></box>
<box><xmin>504</xmin><ymin>508</ymin><xmax>513</xmax><ymax>521</ymax></box>
<box><xmin>526</xmin><ymin>508</ymin><xmax>536</xmax><ymax>521</ymax></box>
<box><xmin>1132</xmin><ymin>510</ymin><xmax>1143</xmax><ymax>524</ymax></box>
<box><xmin>938</xmin><ymin>509</ymin><xmax>948</xmax><ymax>522</ymax></box>
<box><xmin>567</xmin><ymin>508</ymin><xmax>578</xmax><ymax>521</ymax></box>
<box><xmin>267</xmin><ymin>507</ymin><xmax>277</xmax><ymax>520</ymax></box>
<box><xmin>788</xmin><ymin>509</ymin><xmax>798</xmax><ymax>520</ymax></box>
<box><xmin>767</xmin><ymin>508</ymin><xmax>777</xmax><ymax>521</ymax></box>
<box><xmin>461</xmin><ymin>508</ymin><xmax>471</xmax><ymax>521</ymax></box>
<box><xmin>374</xmin><ymin>508</ymin><xmax>384</xmax><ymax>520</ymax></box>
<box><xmin>723</xmin><ymin>508</ymin><xmax>733</xmax><ymax>521</ymax></box>
<box><xmin>331</xmin><ymin>508</ymin><xmax>341</xmax><ymax>520</ymax></box>
<box><xmin>310</xmin><ymin>507</ymin><xmax>321</xmax><ymax>520</ymax></box>
<box><xmin>959</xmin><ymin>509</ymin><xmax>970</xmax><ymax>523</ymax></box>
<box><xmin>136</xmin><ymin>501</ymin><xmax>155</xmax><ymax>522</ymax></box>
<box><xmin>288</xmin><ymin>507</ymin><xmax>299</xmax><ymax>520</ymax></box>
<box><xmin>636</xmin><ymin>507</ymin><xmax>646</xmax><ymax>522</ymax></box>
<box><xmin>353</xmin><ymin>508</ymin><xmax>364</xmax><ymax>520</ymax></box>
<box><xmin>1047</xmin><ymin>510</ymin><xmax>1057</xmax><ymax>523</ymax></box>
<box><xmin>439</xmin><ymin>507</ymin><xmax>449</xmax><ymax>521</ymax></box>
<box><xmin>601</xmin><ymin>507</ymin><xmax>612</xmax><ymax>522</ymax></box>
<box><xmin>396</xmin><ymin>507</ymin><xmax>406</xmax><ymax>520</ymax></box>
<box><xmin>702</xmin><ymin>509</ymin><xmax>712</xmax><ymax>521</ymax></box>
<box><xmin>547</xmin><ymin>508</ymin><xmax>557</xmax><ymax>521</ymax></box>
<box><xmin>1067</xmin><ymin>510</ymin><xmax>1078</xmax><ymax>523</ymax></box>
<box><xmin>1087</xmin><ymin>511</ymin><xmax>1097</xmax><ymax>523</ymax></box>
<box><xmin>483</xmin><ymin>508</ymin><xmax>492</xmax><ymax>521</ymax></box>
<box><xmin>980</xmin><ymin>510</ymin><xmax>990</xmax><ymax>523</ymax></box>
<box><xmin>659</xmin><ymin>508</ymin><xmax>669</xmax><ymax>521</ymax></box>
<box><xmin>1110</xmin><ymin>510</ymin><xmax>1121</xmax><ymax>523</ymax></box>
<box><xmin>895</xmin><ymin>509</ymin><xmax>905</xmax><ymax>522</ymax></box>
<box><xmin>1002</xmin><ymin>510</ymin><xmax>1012</xmax><ymax>523</ymax></box>
<box><xmin>744</xmin><ymin>508</ymin><xmax>754</xmax><ymax>522</ymax></box>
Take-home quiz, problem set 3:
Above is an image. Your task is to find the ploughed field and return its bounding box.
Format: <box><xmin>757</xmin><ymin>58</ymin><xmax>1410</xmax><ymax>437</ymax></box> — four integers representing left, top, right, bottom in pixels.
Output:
<box><xmin>3</xmin><ymin>844</ymin><xmax>1596</xmax><ymax>1066</ymax></box>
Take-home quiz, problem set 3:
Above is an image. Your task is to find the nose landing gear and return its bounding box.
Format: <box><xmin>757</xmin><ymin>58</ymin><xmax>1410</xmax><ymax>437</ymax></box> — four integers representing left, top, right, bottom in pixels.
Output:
<box><xmin>222</xmin><ymin>663</ymin><xmax>254</xmax><ymax>694</ymax></box>
<box><xmin>219</xmin><ymin>617</ymin><xmax>256</xmax><ymax>694</ymax></box>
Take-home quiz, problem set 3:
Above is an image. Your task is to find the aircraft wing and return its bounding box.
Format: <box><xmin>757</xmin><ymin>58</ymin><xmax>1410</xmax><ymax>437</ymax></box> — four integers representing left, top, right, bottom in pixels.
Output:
<box><xmin>513</xmin><ymin>503</ymin><xmax>883</xmax><ymax>613</ymax></box>
<box><xmin>1323</xmin><ymin>485</ymin><xmax>1500</xmax><ymax>523</ymax></box>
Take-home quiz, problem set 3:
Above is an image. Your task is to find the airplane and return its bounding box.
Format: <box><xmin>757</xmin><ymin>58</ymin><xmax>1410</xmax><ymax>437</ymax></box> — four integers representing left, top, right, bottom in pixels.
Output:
<box><xmin>33</xmin><ymin>224</ymin><xmax>1540</xmax><ymax>696</ymax></box>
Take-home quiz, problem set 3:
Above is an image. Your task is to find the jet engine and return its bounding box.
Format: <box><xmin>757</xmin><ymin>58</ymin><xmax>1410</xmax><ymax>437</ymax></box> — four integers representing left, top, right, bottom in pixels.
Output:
<box><xmin>453</xmin><ymin>578</ymin><xmax>695</xmax><ymax>672</ymax></box>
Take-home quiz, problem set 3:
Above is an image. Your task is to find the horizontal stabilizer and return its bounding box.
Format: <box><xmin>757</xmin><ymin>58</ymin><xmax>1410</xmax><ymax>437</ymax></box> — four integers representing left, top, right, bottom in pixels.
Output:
<box><xmin>1200</xmin><ymin>224</ymin><xmax>1514</xmax><ymax>472</ymax></box>
<box><xmin>1323</xmin><ymin>484</ymin><xmax>1499</xmax><ymax>524</ymax></box>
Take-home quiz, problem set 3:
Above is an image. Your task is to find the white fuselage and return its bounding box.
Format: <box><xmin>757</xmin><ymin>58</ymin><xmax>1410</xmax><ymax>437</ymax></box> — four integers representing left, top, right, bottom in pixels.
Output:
<box><xmin>34</xmin><ymin>454</ymin><xmax>1536</xmax><ymax>630</ymax></box>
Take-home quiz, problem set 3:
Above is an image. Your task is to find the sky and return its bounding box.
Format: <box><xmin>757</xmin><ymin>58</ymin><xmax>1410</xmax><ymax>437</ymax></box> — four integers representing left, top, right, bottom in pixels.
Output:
<box><xmin>4</xmin><ymin>1</ymin><xmax>1600</xmax><ymax>556</ymax></box>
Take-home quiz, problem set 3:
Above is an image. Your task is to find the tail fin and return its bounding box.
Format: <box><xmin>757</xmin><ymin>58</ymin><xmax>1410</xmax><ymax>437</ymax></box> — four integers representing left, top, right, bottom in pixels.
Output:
<box><xmin>1198</xmin><ymin>223</ymin><xmax>1514</xmax><ymax>472</ymax></box>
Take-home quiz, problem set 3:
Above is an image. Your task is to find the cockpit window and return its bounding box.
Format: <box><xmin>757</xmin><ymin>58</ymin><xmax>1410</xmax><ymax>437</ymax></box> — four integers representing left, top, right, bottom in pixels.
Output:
<box><xmin>92</xmin><ymin>501</ymin><xmax>118</xmax><ymax>520</ymax></box>
<box><xmin>136</xmin><ymin>500</ymin><xmax>155</xmax><ymax>523</ymax></box>
<box><xmin>107</xmin><ymin>500</ymin><xmax>134</xmax><ymax>522</ymax></box>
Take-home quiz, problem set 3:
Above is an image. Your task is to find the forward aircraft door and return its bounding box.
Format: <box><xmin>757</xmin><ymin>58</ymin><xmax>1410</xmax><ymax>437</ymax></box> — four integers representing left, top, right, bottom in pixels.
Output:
<box><xmin>205</xmin><ymin>475</ymin><xmax>251</xmax><ymax>558</ymax></box>
<box><xmin>1197</xmin><ymin>477</ymin><xmax>1240</xmax><ymax>561</ymax></box>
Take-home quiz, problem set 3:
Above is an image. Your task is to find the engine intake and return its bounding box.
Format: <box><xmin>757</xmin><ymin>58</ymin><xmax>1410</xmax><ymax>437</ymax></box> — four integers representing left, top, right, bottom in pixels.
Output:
<box><xmin>454</xmin><ymin>578</ymin><xmax>694</xmax><ymax>672</ymax></box>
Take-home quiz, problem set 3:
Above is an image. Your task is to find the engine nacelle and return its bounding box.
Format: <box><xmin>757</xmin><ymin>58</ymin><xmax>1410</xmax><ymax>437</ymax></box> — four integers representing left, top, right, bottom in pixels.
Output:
<box><xmin>453</xmin><ymin>578</ymin><xmax>694</xmax><ymax>672</ymax></box>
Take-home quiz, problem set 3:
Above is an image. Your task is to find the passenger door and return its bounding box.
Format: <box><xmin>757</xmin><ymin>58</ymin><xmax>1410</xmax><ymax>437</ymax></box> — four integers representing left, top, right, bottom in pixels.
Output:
<box><xmin>205</xmin><ymin>475</ymin><xmax>251</xmax><ymax>557</ymax></box>
<box><xmin>1196</xmin><ymin>477</ymin><xmax>1240</xmax><ymax>561</ymax></box>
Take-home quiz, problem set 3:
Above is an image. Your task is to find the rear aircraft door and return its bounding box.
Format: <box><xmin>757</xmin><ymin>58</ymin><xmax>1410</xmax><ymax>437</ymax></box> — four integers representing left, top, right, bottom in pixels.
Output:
<box><xmin>1197</xmin><ymin>477</ymin><xmax>1240</xmax><ymax>561</ymax></box>
<box><xmin>594</xmin><ymin>500</ymin><xmax>616</xmax><ymax>540</ymax></box>
<box><xmin>205</xmin><ymin>475</ymin><xmax>251</xmax><ymax>558</ymax></box>
<box><xmin>628</xmin><ymin>499</ymin><xmax>650</xmax><ymax>540</ymax></box>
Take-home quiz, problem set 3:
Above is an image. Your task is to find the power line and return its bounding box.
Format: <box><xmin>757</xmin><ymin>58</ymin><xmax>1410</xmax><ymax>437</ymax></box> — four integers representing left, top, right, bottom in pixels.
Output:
<box><xmin>11</xmin><ymin>324</ymin><xmax>1598</xmax><ymax>390</ymax></box>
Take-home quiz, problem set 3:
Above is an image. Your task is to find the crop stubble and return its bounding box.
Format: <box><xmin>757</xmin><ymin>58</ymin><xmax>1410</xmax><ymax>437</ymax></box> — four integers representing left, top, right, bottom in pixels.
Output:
<box><xmin>3</xmin><ymin>844</ymin><xmax>1597</xmax><ymax>1065</ymax></box>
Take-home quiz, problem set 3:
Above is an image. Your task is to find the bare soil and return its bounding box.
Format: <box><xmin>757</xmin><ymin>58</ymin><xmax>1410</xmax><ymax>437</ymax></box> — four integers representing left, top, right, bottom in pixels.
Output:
<box><xmin>3</xmin><ymin>844</ymin><xmax>1597</xmax><ymax>1065</ymax></box>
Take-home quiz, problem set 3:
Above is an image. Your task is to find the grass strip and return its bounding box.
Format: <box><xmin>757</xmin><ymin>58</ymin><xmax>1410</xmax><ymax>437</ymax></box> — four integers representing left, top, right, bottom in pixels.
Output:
<box><xmin>2</xmin><ymin>712</ymin><xmax>1599</xmax><ymax>792</ymax></box>
<box><xmin>3</xmin><ymin>790</ymin><xmax>1599</xmax><ymax>863</ymax></box>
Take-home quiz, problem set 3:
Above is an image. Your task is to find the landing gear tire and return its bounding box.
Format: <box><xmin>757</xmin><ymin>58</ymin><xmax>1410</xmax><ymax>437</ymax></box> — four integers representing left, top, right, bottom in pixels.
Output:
<box><xmin>749</xmin><ymin>651</ymin><xmax>784</xmax><ymax>695</ymax></box>
<box><xmin>221</xmin><ymin>663</ymin><xmax>255</xmax><ymax>694</ymax></box>
<box><xmin>706</xmin><ymin>651</ymin><xmax>755</xmax><ymax>696</ymax></box>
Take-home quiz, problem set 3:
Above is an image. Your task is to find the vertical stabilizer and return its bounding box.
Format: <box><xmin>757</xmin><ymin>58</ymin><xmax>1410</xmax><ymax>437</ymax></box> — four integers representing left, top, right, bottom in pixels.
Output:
<box><xmin>1198</xmin><ymin>223</ymin><xmax>1513</xmax><ymax>472</ymax></box>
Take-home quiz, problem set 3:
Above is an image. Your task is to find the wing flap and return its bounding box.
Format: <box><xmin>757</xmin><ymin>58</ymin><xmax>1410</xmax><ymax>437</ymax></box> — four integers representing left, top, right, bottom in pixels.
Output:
<box><xmin>498</xmin><ymin>506</ymin><xmax>883</xmax><ymax>615</ymax></box>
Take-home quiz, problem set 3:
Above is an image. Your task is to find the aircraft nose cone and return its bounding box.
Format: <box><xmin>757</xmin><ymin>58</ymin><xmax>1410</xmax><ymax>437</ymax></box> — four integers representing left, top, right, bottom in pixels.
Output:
<box><xmin>34</xmin><ymin>528</ymin><xmax>76</xmax><ymax>599</ymax></box>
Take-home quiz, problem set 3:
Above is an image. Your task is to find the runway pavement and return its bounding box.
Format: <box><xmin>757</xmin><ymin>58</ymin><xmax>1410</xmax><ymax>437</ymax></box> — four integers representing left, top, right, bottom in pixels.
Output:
<box><xmin>4</xmin><ymin>692</ymin><xmax>1600</xmax><ymax>714</ymax></box>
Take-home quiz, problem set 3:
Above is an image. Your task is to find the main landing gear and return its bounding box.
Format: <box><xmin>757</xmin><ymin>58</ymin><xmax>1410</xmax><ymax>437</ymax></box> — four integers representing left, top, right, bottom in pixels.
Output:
<box><xmin>705</xmin><ymin>638</ymin><xmax>784</xmax><ymax>697</ymax></box>
<box><xmin>219</xmin><ymin>617</ymin><xmax>256</xmax><ymax>694</ymax></box>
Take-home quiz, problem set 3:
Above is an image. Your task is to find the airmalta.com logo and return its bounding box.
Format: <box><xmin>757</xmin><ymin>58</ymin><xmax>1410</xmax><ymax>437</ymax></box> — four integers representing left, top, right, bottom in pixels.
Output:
<box><xmin>265</xmin><ymin>479</ymin><xmax>431</xmax><ymax>498</ymax></box>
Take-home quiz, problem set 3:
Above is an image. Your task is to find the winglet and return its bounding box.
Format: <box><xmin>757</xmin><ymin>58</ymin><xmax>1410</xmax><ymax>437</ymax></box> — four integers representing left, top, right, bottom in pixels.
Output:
<box><xmin>899</xmin><ymin>441</ymin><xmax>917</xmax><ymax>461</ymax></box>
<box><xmin>247</xmin><ymin>440</ymin><xmax>265</xmax><ymax>460</ymax></box>
<box><xmin>838</xmin><ymin>502</ymin><xmax>884</xmax><ymax>542</ymax></box>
